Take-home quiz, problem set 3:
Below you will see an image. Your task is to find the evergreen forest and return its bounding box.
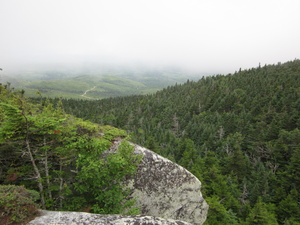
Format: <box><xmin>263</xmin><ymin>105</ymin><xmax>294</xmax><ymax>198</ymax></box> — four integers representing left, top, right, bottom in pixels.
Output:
<box><xmin>56</xmin><ymin>60</ymin><xmax>300</xmax><ymax>224</ymax></box>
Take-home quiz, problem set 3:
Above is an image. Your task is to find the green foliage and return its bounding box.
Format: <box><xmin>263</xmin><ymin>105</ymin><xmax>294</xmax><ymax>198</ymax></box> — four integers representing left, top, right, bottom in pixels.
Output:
<box><xmin>277</xmin><ymin>189</ymin><xmax>300</xmax><ymax>224</ymax></box>
<box><xmin>205</xmin><ymin>195</ymin><xmax>239</xmax><ymax>225</ymax></box>
<box><xmin>245</xmin><ymin>197</ymin><xmax>278</xmax><ymax>225</ymax></box>
<box><xmin>73</xmin><ymin>141</ymin><xmax>141</xmax><ymax>214</ymax></box>
<box><xmin>100</xmin><ymin>125</ymin><xmax>128</xmax><ymax>141</ymax></box>
<box><xmin>0</xmin><ymin>103</ymin><xmax>25</xmax><ymax>142</ymax></box>
<box><xmin>0</xmin><ymin>85</ymin><xmax>142</xmax><ymax>215</ymax></box>
<box><xmin>0</xmin><ymin>185</ymin><xmax>39</xmax><ymax>225</ymax></box>
<box><xmin>178</xmin><ymin>138</ymin><xmax>197</xmax><ymax>169</ymax></box>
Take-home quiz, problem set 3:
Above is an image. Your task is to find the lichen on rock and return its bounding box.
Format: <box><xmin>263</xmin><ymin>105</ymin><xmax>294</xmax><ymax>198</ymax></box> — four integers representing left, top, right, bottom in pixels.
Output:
<box><xmin>126</xmin><ymin>142</ymin><xmax>209</xmax><ymax>225</ymax></box>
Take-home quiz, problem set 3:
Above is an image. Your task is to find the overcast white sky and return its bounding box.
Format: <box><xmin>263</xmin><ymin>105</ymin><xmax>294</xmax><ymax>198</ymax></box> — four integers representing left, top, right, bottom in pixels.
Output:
<box><xmin>1</xmin><ymin>0</ymin><xmax>300</xmax><ymax>74</ymax></box>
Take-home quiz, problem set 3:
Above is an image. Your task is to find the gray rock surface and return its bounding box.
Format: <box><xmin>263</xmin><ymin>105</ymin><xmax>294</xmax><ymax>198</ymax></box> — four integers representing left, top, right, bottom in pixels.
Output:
<box><xmin>28</xmin><ymin>210</ymin><xmax>192</xmax><ymax>225</ymax></box>
<box><xmin>127</xmin><ymin>143</ymin><xmax>208</xmax><ymax>225</ymax></box>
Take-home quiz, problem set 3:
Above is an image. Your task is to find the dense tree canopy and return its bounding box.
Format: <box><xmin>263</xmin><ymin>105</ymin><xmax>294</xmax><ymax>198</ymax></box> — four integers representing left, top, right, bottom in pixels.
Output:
<box><xmin>58</xmin><ymin>59</ymin><xmax>300</xmax><ymax>224</ymax></box>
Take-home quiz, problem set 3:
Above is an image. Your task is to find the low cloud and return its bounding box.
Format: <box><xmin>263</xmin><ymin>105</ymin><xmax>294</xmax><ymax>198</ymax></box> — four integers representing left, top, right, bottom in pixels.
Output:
<box><xmin>1</xmin><ymin>0</ymin><xmax>299</xmax><ymax>74</ymax></box>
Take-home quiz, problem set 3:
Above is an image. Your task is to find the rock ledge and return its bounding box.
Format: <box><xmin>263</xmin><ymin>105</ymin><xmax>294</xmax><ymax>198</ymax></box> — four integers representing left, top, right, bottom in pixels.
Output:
<box><xmin>28</xmin><ymin>210</ymin><xmax>192</xmax><ymax>225</ymax></box>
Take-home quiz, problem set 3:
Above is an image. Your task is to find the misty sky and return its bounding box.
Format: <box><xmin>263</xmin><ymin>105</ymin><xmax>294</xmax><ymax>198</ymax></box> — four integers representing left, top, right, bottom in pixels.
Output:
<box><xmin>1</xmin><ymin>0</ymin><xmax>300</xmax><ymax>74</ymax></box>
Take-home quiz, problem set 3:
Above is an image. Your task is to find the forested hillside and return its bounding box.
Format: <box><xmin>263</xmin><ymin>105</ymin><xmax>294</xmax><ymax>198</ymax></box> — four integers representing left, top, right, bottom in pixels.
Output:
<box><xmin>0</xmin><ymin>85</ymin><xmax>141</xmax><ymax>224</ymax></box>
<box><xmin>59</xmin><ymin>60</ymin><xmax>300</xmax><ymax>224</ymax></box>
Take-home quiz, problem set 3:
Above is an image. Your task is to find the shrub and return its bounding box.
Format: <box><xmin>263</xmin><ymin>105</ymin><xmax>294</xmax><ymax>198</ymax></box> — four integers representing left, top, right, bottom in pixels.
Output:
<box><xmin>0</xmin><ymin>185</ymin><xmax>39</xmax><ymax>225</ymax></box>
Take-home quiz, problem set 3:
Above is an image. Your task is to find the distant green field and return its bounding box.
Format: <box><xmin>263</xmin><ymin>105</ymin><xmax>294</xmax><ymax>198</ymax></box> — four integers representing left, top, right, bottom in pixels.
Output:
<box><xmin>7</xmin><ymin>70</ymin><xmax>194</xmax><ymax>99</ymax></box>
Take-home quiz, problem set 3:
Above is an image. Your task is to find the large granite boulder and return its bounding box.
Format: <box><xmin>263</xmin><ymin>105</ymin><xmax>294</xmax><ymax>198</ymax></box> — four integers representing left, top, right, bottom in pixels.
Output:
<box><xmin>28</xmin><ymin>210</ymin><xmax>192</xmax><ymax>225</ymax></box>
<box><xmin>126</xmin><ymin>142</ymin><xmax>208</xmax><ymax>225</ymax></box>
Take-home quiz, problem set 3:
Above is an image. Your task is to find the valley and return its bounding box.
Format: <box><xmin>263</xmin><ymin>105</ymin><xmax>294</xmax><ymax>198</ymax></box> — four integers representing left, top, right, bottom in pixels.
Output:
<box><xmin>1</xmin><ymin>66</ymin><xmax>198</xmax><ymax>99</ymax></box>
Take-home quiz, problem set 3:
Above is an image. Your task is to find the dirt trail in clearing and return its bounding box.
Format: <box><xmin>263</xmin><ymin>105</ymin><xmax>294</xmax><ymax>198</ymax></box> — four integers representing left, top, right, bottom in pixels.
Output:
<box><xmin>81</xmin><ymin>86</ymin><xmax>96</xmax><ymax>98</ymax></box>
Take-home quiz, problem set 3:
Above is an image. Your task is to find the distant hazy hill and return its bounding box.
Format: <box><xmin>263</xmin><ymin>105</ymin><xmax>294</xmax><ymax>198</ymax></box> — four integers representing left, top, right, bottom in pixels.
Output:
<box><xmin>1</xmin><ymin>66</ymin><xmax>197</xmax><ymax>99</ymax></box>
<box><xmin>23</xmin><ymin>75</ymin><xmax>148</xmax><ymax>99</ymax></box>
<box><xmin>0</xmin><ymin>75</ymin><xmax>22</xmax><ymax>88</ymax></box>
